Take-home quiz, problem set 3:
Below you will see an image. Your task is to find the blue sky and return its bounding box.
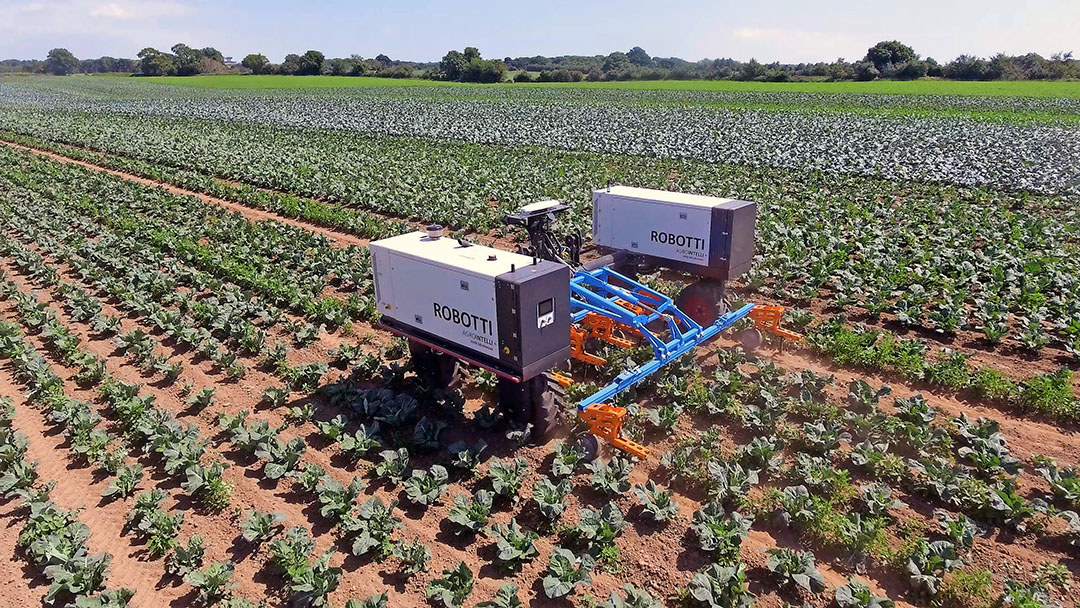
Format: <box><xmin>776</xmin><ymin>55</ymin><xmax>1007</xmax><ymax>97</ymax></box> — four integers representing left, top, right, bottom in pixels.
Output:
<box><xmin>2</xmin><ymin>0</ymin><xmax>1078</xmax><ymax>63</ymax></box>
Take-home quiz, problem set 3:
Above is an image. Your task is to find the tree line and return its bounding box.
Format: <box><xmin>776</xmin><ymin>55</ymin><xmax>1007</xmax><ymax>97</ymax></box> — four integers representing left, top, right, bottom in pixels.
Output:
<box><xmin>4</xmin><ymin>41</ymin><xmax>1076</xmax><ymax>83</ymax></box>
<box><xmin>502</xmin><ymin>42</ymin><xmax>1078</xmax><ymax>83</ymax></box>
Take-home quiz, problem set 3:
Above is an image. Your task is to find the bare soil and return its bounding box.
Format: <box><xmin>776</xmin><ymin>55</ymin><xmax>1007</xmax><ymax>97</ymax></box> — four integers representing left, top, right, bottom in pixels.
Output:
<box><xmin>0</xmin><ymin>141</ymin><xmax>1076</xmax><ymax>607</ymax></box>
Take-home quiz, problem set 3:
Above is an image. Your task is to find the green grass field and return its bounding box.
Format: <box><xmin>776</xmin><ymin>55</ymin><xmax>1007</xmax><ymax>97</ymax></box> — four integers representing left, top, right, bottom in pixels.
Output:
<box><xmin>140</xmin><ymin>73</ymin><xmax>1080</xmax><ymax>97</ymax></box>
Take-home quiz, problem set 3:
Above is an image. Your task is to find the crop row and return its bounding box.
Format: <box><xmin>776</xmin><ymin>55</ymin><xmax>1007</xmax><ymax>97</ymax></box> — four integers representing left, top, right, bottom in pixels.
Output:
<box><xmin>0</xmin><ymin>200</ymin><xmax>338</xmax><ymax>393</ymax></box>
<box><xmin>0</xmin><ymin>214</ymin><xmax>345</xmax><ymax>606</ymax></box>
<box><xmin>10</xmin><ymin>75</ymin><xmax>1080</xmax><ymax>117</ymax></box>
<box><xmin>4</xmin><ymin>80</ymin><xmax>1080</xmax><ymax>194</ymax></box>
<box><xmin>0</xmin><ymin>144</ymin><xmax>375</xmax><ymax>328</ymax></box>
<box><xmin>4</xmin><ymin>136</ymin><xmax>1075</xmax><ymax>414</ymax></box>
<box><xmin>2</xmin><ymin>117</ymin><xmax>1078</xmax><ymax>341</ymax></box>
<box><xmin>3</xmin><ymin>148</ymin><xmax>1078</xmax><ymax>605</ymax></box>
<box><xmin>0</xmin><ymin>318</ymin><xmax>134</xmax><ymax>606</ymax></box>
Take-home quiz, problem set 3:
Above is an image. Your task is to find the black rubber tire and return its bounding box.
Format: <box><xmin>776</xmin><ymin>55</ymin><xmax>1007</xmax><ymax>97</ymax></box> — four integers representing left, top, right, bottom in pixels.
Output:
<box><xmin>675</xmin><ymin>280</ymin><xmax>727</xmax><ymax>327</ymax></box>
<box><xmin>529</xmin><ymin>374</ymin><xmax>564</xmax><ymax>441</ymax></box>
<box><xmin>497</xmin><ymin>377</ymin><xmax>531</xmax><ymax>426</ymax></box>
<box><xmin>408</xmin><ymin>340</ymin><xmax>462</xmax><ymax>390</ymax></box>
<box><xmin>496</xmin><ymin>374</ymin><xmax>564</xmax><ymax>442</ymax></box>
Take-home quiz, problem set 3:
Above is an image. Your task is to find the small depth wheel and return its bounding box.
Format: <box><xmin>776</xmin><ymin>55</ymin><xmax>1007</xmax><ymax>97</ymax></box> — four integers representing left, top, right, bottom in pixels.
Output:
<box><xmin>740</xmin><ymin>328</ymin><xmax>763</xmax><ymax>354</ymax></box>
<box><xmin>576</xmin><ymin>433</ymin><xmax>600</xmax><ymax>462</ymax></box>
<box><xmin>408</xmin><ymin>340</ymin><xmax>462</xmax><ymax>390</ymax></box>
<box><xmin>675</xmin><ymin>280</ymin><xmax>727</xmax><ymax>327</ymax></box>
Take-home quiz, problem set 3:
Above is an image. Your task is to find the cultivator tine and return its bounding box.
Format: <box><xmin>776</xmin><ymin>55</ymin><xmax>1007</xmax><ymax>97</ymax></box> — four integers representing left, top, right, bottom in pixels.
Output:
<box><xmin>578</xmin><ymin>404</ymin><xmax>647</xmax><ymax>459</ymax></box>
<box><xmin>747</xmin><ymin>305</ymin><xmax>804</xmax><ymax>342</ymax></box>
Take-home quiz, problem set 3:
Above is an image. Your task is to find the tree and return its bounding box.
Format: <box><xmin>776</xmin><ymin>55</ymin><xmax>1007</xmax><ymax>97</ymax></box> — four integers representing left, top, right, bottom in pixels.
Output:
<box><xmin>298</xmin><ymin>50</ymin><xmax>325</xmax><ymax>75</ymax></box>
<box><xmin>200</xmin><ymin>47</ymin><xmax>224</xmax><ymax>64</ymax></box>
<box><xmin>242</xmin><ymin>53</ymin><xmax>270</xmax><ymax>74</ymax></box>
<box><xmin>864</xmin><ymin>40</ymin><xmax>917</xmax><ymax>73</ymax></box>
<box><xmin>738</xmin><ymin>58</ymin><xmax>767</xmax><ymax>81</ymax></box>
<box><xmin>171</xmin><ymin>43</ymin><xmax>202</xmax><ymax>76</ymax></box>
<box><xmin>137</xmin><ymin>48</ymin><xmax>176</xmax><ymax>76</ymax></box>
<box><xmin>888</xmin><ymin>60</ymin><xmax>929</xmax><ymax>80</ymax></box>
<box><xmin>925</xmin><ymin>57</ymin><xmax>943</xmax><ymax>77</ymax></box>
<box><xmin>602</xmin><ymin>52</ymin><xmax>630</xmax><ymax>73</ymax></box>
<box><xmin>626</xmin><ymin>46</ymin><xmax>653</xmax><ymax>67</ymax></box>
<box><xmin>439</xmin><ymin>47</ymin><xmax>506</xmax><ymax>83</ymax></box>
<box><xmin>944</xmin><ymin>55</ymin><xmax>990</xmax><ymax>80</ymax></box>
<box><xmin>279</xmin><ymin>54</ymin><xmax>302</xmax><ymax>75</ymax></box>
<box><xmin>462</xmin><ymin>57</ymin><xmax>507</xmax><ymax>83</ymax></box>
<box><xmin>853</xmin><ymin>61</ymin><xmax>880</xmax><ymax>81</ymax></box>
<box><xmin>44</xmin><ymin>48</ymin><xmax>79</xmax><ymax>75</ymax></box>
<box><xmin>440</xmin><ymin>50</ymin><xmax>468</xmax><ymax>80</ymax></box>
<box><xmin>328</xmin><ymin>57</ymin><xmax>359</xmax><ymax>76</ymax></box>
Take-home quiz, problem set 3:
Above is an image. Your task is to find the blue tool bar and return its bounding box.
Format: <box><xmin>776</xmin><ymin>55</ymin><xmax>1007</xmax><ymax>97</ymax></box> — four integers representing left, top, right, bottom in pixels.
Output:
<box><xmin>568</xmin><ymin>265</ymin><xmax>755</xmax><ymax>412</ymax></box>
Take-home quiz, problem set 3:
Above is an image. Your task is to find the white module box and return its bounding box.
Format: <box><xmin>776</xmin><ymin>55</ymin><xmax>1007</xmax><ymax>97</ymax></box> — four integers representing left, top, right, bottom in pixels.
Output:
<box><xmin>592</xmin><ymin>186</ymin><xmax>756</xmax><ymax>280</ymax></box>
<box><xmin>371</xmin><ymin>231</ymin><xmax>570</xmax><ymax>380</ymax></box>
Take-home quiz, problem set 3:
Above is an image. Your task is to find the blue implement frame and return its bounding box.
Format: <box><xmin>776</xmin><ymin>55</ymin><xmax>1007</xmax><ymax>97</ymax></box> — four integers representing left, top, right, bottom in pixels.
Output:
<box><xmin>569</xmin><ymin>265</ymin><xmax>754</xmax><ymax>412</ymax></box>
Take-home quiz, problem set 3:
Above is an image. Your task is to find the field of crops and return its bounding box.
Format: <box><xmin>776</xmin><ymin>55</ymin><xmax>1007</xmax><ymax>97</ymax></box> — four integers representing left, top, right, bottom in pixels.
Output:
<box><xmin>128</xmin><ymin>74</ymin><xmax>1080</xmax><ymax>98</ymax></box>
<box><xmin>0</xmin><ymin>74</ymin><xmax>1078</xmax><ymax>608</ymax></box>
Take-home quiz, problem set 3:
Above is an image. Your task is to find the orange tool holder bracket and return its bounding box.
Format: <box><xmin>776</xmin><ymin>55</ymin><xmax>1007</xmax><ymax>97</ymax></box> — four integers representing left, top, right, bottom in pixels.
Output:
<box><xmin>581</xmin><ymin>312</ymin><xmax>638</xmax><ymax>349</ymax></box>
<box><xmin>747</xmin><ymin>305</ymin><xmax>804</xmax><ymax>342</ymax></box>
<box><xmin>578</xmin><ymin>404</ymin><xmax>648</xmax><ymax>459</ymax></box>
<box><xmin>570</xmin><ymin>327</ymin><xmax>606</xmax><ymax>366</ymax></box>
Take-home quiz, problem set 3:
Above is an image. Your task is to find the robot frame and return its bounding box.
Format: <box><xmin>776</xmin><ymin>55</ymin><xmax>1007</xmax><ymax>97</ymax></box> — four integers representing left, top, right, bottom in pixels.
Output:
<box><xmin>369</xmin><ymin>186</ymin><xmax>802</xmax><ymax>459</ymax></box>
